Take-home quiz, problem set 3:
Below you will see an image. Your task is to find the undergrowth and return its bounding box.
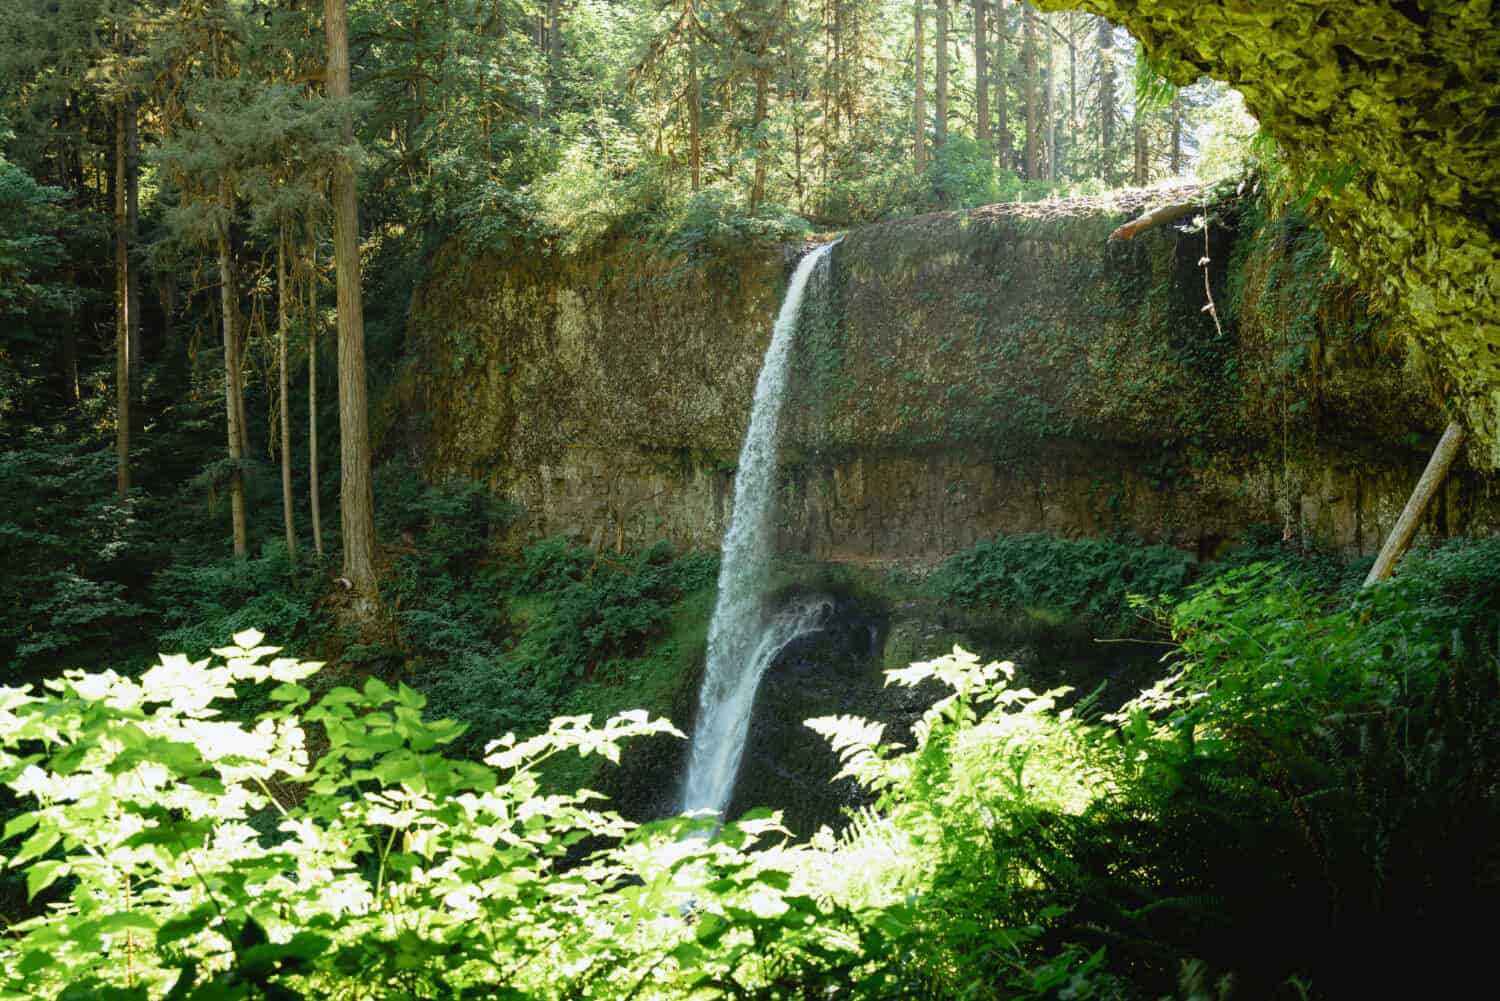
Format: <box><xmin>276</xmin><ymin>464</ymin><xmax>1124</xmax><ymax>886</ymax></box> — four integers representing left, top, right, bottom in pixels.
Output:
<box><xmin>2</xmin><ymin>536</ymin><xmax>1498</xmax><ymax>998</ymax></box>
<box><xmin>930</xmin><ymin>528</ymin><xmax>1371</xmax><ymax>633</ymax></box>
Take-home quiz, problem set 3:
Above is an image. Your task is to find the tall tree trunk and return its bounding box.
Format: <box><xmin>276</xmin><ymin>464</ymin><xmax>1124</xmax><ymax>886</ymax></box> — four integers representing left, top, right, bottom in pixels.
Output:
<box><xmin>913</xmin><ymin>0</ymin><xmax>926</xmax><ymax>174</ymax></box>
<box><xmin>995</xmin><ymin>0</ymin><xmax>1010</xmax><ymax>169</ymax></box>
<box><xmin>277</xmin><ymin>225</ymin><xmax>296</xmax><ymax>558</ymax></box>
<box><xmin>688</xmin><ymin>8</ymin><xmax>701</xmax><ymax>189</ymax></box>
<box><xmin>1170</xmin><ymin>93</ymin><xmax>1183</xmax><ymax>175</ymax></box>
<box><xmin>406</xmin><ymin>10</ymin><xmax>426</xmax><ymax>177</ymax></box>
<box><xmin>820</xmin><ymin>0</ymin><xmax>832</xmax><ymax>193</ymax></box>
<box><xmin>114</xmin><ymin>103</ymin><xmax>132</xmax><ymax>497</ymax></box>
<box><xmin>307</xmin><ymin>217</ymin><xmax>324</xmax><ymax>558</ymax></box>
<box><xmin>1043</xmin><ymin>14</ymin><xmax>1055</xmax><ymax>179</ymax></box>
<box><xmin>1132</xmin><ymin>103</ymin><xmax>1148</xmax><ymax>184</ymax></box>
<box><xmin>61</xmin><ymin>304</ymin><xmax>80</xmax><ymax>405</ymax></box>
<box><xmin>218</xmin><ymin>180</ymin><xmax>248</xmax><ymax>559</ymax></box>
<box><xmin>325</xmin><ymin>0</ymin><xmax>379</xmax><ymax>597</ymax></box>
<box><xmin>832</xmin><ymin>0</ymin><xmax>844</xmax><ymax>134</ymax></box>
<box><xmin>749</xmin><ymin>62</ymin><xmax>770</xmax><ymax>211</ymax></box>
<box><xmin>1022</xmin><ymin>3</ymin><xmax>1039</xmax><ymax>179</ymax></box>
<box><xmin>126</xmin><ymin>102</ymin><xmax>141</xmax><ymax>436</ymax></box>
<box><xmin>1098</xmin><ymin>16</ymin><xmax>1116</xmax><ymax>183</ymax></box>
<box><xmin>975</xmin><ymin>0</ymin><xmax>989</xmax><ymax>147</ymax></box>
<box><xmin>1067</xmin><ymin>12</ymin><xmax>1078</xmax><ymax>175</ymax></box>
<box><xmin>790</xmin><ymin>71</ymin><xmax>806</xmax><ymax>212</ymax></box>
<box><xmin>547</xmin><ymin>0</ymin><xmax>563</xmax><ymax>106</ymax></box>
<box><xmin>935</xmin><ymin>0</ymin><xmax>948</xmax><ymax>149</ymax></box>
<box><xmin>113</xmin><ymin>0</ymin><xmax>140</xmax><ymax>495</ymax></box>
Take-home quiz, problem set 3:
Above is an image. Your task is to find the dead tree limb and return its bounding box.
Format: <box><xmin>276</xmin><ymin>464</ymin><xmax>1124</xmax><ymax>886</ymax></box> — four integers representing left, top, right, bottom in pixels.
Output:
<box><xmin>1108</xmin><ymin>199</ymin><xmax>1201</xmax><ymax>241</ymax></box>
<box><xmin>1363</xmin><ymin>421</ymin><xmax>1467</xmax><ymax>586</ymax></box>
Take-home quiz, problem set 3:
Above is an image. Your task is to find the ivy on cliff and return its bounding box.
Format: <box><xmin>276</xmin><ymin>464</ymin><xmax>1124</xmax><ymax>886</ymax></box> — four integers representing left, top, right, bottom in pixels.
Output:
<box><xmin>1037</xmin><ymin>0</ymin><xmax>1500</xmax><ymax>462</ymax></box>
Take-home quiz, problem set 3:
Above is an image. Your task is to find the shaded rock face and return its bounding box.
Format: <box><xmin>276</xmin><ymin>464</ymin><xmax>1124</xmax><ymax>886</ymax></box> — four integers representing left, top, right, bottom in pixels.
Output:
<box><xmin>401</xmin><ymin>193</ymin><xmax>1500</xmax><ymax>561</ymax></box>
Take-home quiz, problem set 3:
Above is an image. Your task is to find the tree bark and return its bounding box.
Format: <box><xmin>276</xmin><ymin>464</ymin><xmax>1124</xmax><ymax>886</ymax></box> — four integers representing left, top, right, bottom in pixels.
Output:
<box><xmin>1107</xmin><ymin>197</ymin><xmax>1200</xmax><ymax>241</ymax></box>
<box><xmin>995</xmin><ymin>0</ymin><xmax>1010</xmax><ymax>169</ymax></box>
<box><xmin>278</xmin><ymin>225</ymin><xmax>297</xmax><ymax>558</ymax></box>
<box><xmin>749</xmin><ymin>62</ymin><xmax>770</xmax><ymax>210</ymax></box>
<box><xmin>688</xmin><ymin>8</ymin><xmax>701</xmax><ymax>189</ymax></box>
<box><xmin>1042</xmin><ymin>12</ymin><xmax>1055</xmax><ymax>179</ymax></box>
<box><xmin>547</xmin><ymin>0</ymin><xmax>563</xmax><ymax>107</ymax></box>
<box><xmin>126</xmin><ymin>100</ymin><xmax>140</xmax><ymax>436</ymax></box>
<box><xmin>1067</xmin><ymin>11</ymin><xmax>1078</xmax><ymax>176</ymax></box>
<box><xmin>114</xmin><ymin>1</ymin><xmax>140</xmax><ymax>496</ymax></box>
<box><xmin>1022</xmin><ymin>3</ymin><xmax>1039</xmax><ymax>179</ymax></box>
<box><xmin>1132</xmin><ymin>101</ymin><xmax>1148</xmax><ymax>185</ymax></box>
<box><xmin>935</xmin><ymin>0</ymin><xmax>948</xmax><ymax>149</ymax></box>
<box><xmin>114</xmin><ymin>103</ymin><xmax>132</xmax><ymax>497</ymax></box>
<box><xmin>325</xmin><ymin>0</ymin><xmax>379</xmax><ymax>596</ymax></box>
<box><xmin>913</xmin><ymin>0</ymin><xmax>926</xmax><ymax>174</ymax></box>
<box><xmin>307</xmin><ymin>216</ymin><xmax>324</xmax><ymax>558</ymax></box>
<box><xmin>975</xmin><ymin>0</ymin><xmax>989</xmax><ymax>147</ymax></box>
<box><xmin>1097</xmin><ymin>16</ymin><xmax>1116</xmax><ymax>183</ymax></box>
<box><xmin>217</xmin><ymin>179</ymin><xmax>248</xmax><ymax>559</ymax></box>
<box><xmin>1364</xmin><ymin>423</ymin><xmax>1467</xmax><ymax>586</ymax></box>
<box><xmin>1170</xmin><ymin>93</ymin><xmax>1183</xmax><ymax>175</ymax></box>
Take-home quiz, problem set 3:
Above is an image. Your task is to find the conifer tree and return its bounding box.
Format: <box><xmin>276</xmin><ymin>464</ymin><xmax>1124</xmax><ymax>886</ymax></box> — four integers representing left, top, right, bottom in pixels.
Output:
<box><xmin>324</xmin><ymin>0</ymin><xmax>378</xmax><ymax>599</ymax></box>
<box><xmin>913</xmin><ymin>0</ymin><xmax>926</xmax><ymax>173</ymax></box>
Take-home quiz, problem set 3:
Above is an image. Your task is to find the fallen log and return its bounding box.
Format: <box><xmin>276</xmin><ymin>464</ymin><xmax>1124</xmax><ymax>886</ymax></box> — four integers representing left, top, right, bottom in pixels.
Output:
<box><xmin>1108</xmin><ymin>199</ymin><xmax>1201</xmax><ymax>241</ymax></box>
<box><xmin>1363</xmin><ymin>421</ymin><xmax>1467</xmax><ymax>586</ymax></box>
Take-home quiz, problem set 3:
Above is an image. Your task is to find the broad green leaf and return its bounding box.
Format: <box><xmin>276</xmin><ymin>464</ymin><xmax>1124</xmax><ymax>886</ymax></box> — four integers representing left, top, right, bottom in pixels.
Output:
<box><xmin>26</xmin><ymin>859</ymin><xmax>67</xmax><ymax>900</ymax></box>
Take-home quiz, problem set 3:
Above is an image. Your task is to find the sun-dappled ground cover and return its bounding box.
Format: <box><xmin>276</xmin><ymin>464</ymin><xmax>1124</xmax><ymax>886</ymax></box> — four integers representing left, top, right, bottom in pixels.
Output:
<box><xmin>3</xmin><ymin>537</ymin><xmax>1497</xmax><ymax>999</ymax></box>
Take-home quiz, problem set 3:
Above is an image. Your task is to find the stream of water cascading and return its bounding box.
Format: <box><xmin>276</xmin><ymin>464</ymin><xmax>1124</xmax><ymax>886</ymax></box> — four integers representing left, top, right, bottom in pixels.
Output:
<box><xmin>680</xmin><ymin>241</ymin><xmax>838</xmax><ymax>820</ymax></box>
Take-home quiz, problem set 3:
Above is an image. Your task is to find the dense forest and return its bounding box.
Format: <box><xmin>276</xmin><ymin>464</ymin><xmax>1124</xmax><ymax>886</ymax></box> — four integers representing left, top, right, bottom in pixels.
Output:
<box><xmin>2</xmin><ymin>0</ymin><xmax>1499</xmax><ymax>998</ymax></box>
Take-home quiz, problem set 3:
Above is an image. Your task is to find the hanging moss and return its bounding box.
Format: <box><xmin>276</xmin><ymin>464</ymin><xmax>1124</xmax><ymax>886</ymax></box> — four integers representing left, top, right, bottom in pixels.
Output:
<box><xmin>1037</xmin><ymin>0</ymin><xmax>1500</xmax><ymax>464</ymax></box>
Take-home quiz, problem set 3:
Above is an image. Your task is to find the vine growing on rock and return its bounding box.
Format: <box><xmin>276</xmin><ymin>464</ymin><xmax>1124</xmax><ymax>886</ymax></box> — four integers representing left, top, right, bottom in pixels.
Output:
<box><xmin>1036</xmin><ymin>0</ymin><xmax>1500</xmax><ymax>461</ymax></box>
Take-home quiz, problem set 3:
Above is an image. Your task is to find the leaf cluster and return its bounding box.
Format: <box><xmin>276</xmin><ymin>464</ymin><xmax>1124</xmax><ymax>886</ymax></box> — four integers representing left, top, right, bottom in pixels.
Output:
<box><xmin>0</xmin><ymin>631</ymin><xmax>897</xmax><ymax>1000</ymax></box>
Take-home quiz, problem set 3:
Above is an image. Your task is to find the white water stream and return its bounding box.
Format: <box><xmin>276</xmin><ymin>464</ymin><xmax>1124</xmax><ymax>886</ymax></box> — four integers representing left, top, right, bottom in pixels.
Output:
<box><xmin>680</xmin><ymin>241</ymin><xmax>838</xmax><ymax>820</ymax></box>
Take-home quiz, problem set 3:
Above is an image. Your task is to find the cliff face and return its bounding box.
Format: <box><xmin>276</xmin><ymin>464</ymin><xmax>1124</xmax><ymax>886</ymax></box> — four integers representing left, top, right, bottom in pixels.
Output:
<box><xmin>400</xmin><ymin>190</ymin><xmax>1500</xmax><ymax>562</ymax></box>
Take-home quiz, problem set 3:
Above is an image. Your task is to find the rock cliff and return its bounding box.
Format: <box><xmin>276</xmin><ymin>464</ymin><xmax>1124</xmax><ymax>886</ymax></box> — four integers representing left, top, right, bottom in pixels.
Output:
<box><xmin>400</xmin><ymin>189</ymin><xmax>1500</xmax><ymax>563</ymax></box>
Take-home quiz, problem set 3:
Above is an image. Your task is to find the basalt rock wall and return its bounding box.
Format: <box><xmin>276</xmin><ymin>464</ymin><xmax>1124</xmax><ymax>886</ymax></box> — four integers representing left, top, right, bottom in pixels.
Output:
<box><xmin>399</xmin><ymin>189</ymin><xmax>1500</xmax><ymax>563</ymax></box>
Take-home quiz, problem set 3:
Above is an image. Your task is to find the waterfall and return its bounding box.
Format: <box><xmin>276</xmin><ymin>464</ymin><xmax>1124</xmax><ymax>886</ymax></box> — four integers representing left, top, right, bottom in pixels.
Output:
<box><xmin>680</xmin><ymin>241</ymin><xmax>838</xmax><ymax>820</ymax></box>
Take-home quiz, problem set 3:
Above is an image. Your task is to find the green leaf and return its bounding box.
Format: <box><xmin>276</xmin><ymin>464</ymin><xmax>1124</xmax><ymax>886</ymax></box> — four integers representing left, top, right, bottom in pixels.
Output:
<box><xmin>26</xmin><ymin>859</ymin><xmax>67</xmax><ymax>900</ymax></box>
<box><xmin>13</xmin><ymin>825</ymin><xmax>60</xmax><ymax>866</ymax></box>
<box><xmin>363</xmin><ymin>678</ymin><xmax>394</xmax><ymax>703</ymax></box>
<box><xmin>756</xmin><ymin>870</ymin><xmax>792</xmax><ymax>891</ymax></box>
<box><xmin>50</xmin><ymin>740</ymin><xmax>93</xmax><ymax>776</ymax></box>
<box><xmin>96</xmin><ymin>912</ymin><xmax>158</xmax><ymax>935</ymax></box>
<box><xmin>269</xmin><ymin>683</ymin><xmax>310</xmax><ymax>706</ymax></box>
<box><xmin>157</xmin><ymin>905</ymin><xmax>218</xmax><ymax>947</ymax></box>
<box><xmin>3</xmin><ymin>811</ymin><xmax>39</xmax><ymax>841</ymax></box>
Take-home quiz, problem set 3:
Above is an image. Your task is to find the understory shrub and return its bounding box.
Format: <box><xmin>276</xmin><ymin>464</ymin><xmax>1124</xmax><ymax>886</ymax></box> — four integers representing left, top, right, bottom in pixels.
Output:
<box><xmin>933</xmin><ymin>533</ymin><xmax>1196</xmax><ymax>627</ymax></box>
<box><xmin>0</xmin><ymin>438</ymin><xmax>152</xmax><ymax>679</ymax></box>
<box><xmin>153</xmin><ymin>543</ymin><xmax>328</xmax><ymax>660</ymax></box>
<box><xmin>990</xmin><ymin>541</ymin><xmax>1500</xmax><ymax>995</ymax></box>
<box><xmin>0</xmin><ymin>632</ymin><xmax>898</xmax><ymax>1000</ymax></box>
<box><xmin>4</xmin><ymin>540</ymin><xmax>1494</xmax><ymax>999</ymax></box>
<box><xmin>507</xmin><ymin>542</ymin><xmax>719</xmax><ymax>686</ymax></box>
<box><xmin>385</xmin><ymin>522</ymin><xmax>719</xmax><ymax>759</ymax></box>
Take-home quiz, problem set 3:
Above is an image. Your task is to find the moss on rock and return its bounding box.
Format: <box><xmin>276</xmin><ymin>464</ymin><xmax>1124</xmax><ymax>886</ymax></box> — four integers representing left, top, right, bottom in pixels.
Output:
<box><xmin>1036</xmin><ymin>0</ymin><xmax>1500</xmax><ymax>463</ymax></box>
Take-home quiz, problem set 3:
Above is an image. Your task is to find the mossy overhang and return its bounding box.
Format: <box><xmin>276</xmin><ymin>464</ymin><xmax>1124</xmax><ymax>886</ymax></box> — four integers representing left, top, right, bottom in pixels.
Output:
<box><xmin>1036</xmin><ymin>0</ymin><xmax>1500</xmax><ymax>464</ymax></box>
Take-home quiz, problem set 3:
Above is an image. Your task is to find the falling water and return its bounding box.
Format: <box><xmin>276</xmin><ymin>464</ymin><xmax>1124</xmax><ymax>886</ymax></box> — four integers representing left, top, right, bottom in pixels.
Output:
<box><xmin>680</xmin><ymin>241</ymin><xmax>838</xmax><ymax>820</ymax></box>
